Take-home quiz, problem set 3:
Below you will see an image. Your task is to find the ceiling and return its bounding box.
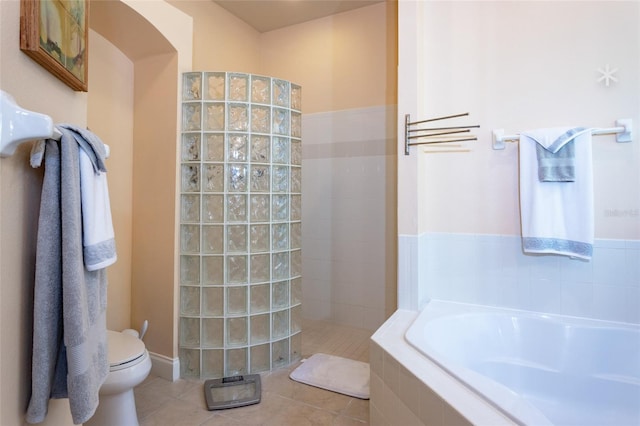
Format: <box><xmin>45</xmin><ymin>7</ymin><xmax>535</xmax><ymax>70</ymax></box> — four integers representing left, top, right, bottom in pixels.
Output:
<box><xmin>213</xmin><ymin>0</ymin><xmax>384</xmax><ymax>33</ymax></box>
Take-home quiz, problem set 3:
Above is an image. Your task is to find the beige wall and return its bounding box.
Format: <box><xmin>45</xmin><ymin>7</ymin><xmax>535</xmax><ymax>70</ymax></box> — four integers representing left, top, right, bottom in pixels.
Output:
<box><xmin>168</xmin><ymin>0</ymin><xmax>261</xmax><ymax>74</ymax></box>
<box><xmin>88</xmin><ymin>30</ymin><xmax>135</xmax><ymax>333</ymax></box>
<box><xmin>260</xmin><ymin>1</ymin><xmax>397</xmax><ymax>114</ymax></box>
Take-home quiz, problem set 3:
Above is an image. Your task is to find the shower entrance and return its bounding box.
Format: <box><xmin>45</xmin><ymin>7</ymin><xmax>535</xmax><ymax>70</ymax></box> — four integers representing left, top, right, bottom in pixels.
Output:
<box><xmin>178</xmin><ymin>72</ymin><xmax>302</xmax><ymax>378</ymax></box>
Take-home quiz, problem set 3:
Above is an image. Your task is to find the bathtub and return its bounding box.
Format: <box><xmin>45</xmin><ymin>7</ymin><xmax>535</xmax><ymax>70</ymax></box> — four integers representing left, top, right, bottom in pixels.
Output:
<box><xmin>405</xmin><ymin>301</ymin><xmax>640</xmax><ymax>426</ymax></box>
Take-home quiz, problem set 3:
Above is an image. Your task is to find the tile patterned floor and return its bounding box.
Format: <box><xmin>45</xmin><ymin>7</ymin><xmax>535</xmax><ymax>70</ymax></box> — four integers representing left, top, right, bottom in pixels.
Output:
<box><xmin>135</xmin><ymin>319</ymin><xmax>372</xmax><ymax>426</ymax></box>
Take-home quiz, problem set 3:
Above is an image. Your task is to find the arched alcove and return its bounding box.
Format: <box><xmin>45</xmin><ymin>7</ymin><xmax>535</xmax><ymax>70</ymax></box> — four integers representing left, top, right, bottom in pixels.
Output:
<box><xmin>89</xmin><ymin>0</ymin><xmax>193</xmax><ymax>376</ymax></box>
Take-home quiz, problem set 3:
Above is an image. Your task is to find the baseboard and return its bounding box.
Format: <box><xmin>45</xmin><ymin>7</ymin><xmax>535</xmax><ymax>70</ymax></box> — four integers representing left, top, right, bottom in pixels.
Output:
<box><xmin>149</xmin><ymin>351</ymin><xmax>179</xmax><ymax>381</ymax></box>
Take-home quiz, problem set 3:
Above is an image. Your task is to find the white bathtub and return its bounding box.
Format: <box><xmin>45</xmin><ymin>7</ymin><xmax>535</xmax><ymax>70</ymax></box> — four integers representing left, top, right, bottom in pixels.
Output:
<box><xmin>405</xmin><ymin>301</ymin><xmax>640</xmax><ymax>426</ymax></box>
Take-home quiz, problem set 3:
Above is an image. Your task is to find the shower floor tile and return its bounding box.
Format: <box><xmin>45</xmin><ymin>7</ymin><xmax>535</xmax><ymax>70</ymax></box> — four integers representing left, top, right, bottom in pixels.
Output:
<box><xmin>135</xmin><ymin>318</ymin><xmax>372</xmax><ymax>425</ymax></box>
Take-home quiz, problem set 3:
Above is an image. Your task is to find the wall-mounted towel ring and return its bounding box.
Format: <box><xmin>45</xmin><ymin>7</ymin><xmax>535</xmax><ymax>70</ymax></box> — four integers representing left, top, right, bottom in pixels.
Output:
<box><xmin>0</xmin><ymin>91</ymin><xmax>59</xmax><ymax>157</ymax></box>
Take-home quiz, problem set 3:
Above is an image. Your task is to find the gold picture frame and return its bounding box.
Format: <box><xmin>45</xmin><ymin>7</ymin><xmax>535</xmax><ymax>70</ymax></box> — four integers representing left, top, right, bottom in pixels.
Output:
<box><xmin>20</xmin><ymin>0</ymin><xmax>89</xmax><ymax>92</ymax></box>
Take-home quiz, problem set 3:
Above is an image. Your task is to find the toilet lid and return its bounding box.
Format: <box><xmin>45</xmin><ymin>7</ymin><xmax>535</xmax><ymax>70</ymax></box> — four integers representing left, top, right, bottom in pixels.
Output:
<box><xmin>107</xmin><ymin>330</ymin><xmax>146</xmax><ymax>367</ymax></box>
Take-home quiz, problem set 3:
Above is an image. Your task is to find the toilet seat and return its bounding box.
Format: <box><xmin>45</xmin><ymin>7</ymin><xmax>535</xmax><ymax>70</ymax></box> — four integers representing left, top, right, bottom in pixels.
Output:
<box><xmin>107</xmin><ymin>330</ymin><xmax>147</xmax><ymax>371</ymax></box>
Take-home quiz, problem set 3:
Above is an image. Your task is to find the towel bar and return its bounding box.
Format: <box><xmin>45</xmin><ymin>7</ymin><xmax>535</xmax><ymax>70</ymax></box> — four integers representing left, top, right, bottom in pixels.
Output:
<box><xmin>405</xmin><ymin>112</ymin><xmax>480</xmax><ymax>155</ymax></box>
<box><xmin>492</xmin><ymin>119</ymin><xmax>633</xmax><ymax>150</ymax></box>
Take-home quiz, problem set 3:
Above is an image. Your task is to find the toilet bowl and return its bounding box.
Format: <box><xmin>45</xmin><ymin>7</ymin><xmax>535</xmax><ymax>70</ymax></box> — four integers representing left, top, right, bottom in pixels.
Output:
<box><xmin>85</xmin><ymin>330</ymin><xmax>152</xmax><ymax>426</ymax></box>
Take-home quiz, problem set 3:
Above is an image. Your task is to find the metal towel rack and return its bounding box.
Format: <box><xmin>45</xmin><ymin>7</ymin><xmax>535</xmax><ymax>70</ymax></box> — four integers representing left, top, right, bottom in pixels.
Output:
<box><xmin>404</xmin><ymin>112</ymin><xmax>480</xmax><ymax>155</ymax></box>
<box><xmin>492</xmin><ymin>119</ymin><xmax>633</xmax><ymax>150</ymax></box>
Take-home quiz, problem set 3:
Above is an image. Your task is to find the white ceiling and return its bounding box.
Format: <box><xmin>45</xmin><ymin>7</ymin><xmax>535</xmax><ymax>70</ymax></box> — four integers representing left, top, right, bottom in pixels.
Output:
<box><xmin>213</xmin><ymin>0</ymin><xmax>384</xmax><ymax>33</ymax></box>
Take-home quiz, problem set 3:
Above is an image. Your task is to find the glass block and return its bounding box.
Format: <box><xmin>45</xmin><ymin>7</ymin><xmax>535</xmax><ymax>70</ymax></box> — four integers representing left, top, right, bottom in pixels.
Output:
<box><xmin>227</xmin><ymin>255</ymin><xmax>247</xmax><ymax>284</ymax></box>
<box><xmin>203</xmin><ymin>318</ymin><xmax>224</xmax><ymax>347</ymax></box>
<box><xmin>227</xmin><ymin>286</ymin><xmax>247</xmax><ymax>315</ymax></box>
<box><xmin>181</xmin><ymin>164</ymin><xmax>200</xmax><ymax>192</ymax></box>
<box><xmin>272</xmin><ymin>223</ymin><xmax>288</xmax><ymax>251</ymax></box>
<box><xmin>228</xmin><ymin>104</ymin><xmax>249</xmax><ymax>132</ymax></box>
<box><xmin>250</xmin><ymin>284</ymin><xmax>270</xmax><ymax>313</ymax></box>
<box><xmin>182</xmin><ymin>133</ymin><xmax>200</xmax><ymax>161</ymax></box>
<box><xmin>202</xmin><ymin>349</ymin><xmax>224</xmax><ymax>378</ymax></box>
<box><xmin>205</xmin><ymin>72</ymin><xmax>225</xmax><ymax>100</ymax></box>
<box><xmin>250</xmin><ymin>344</ymin><xmax>270</xmax><ymax>373</ymax></box>
<box><xmin>249</xmin><ymin>196</ymin><xmax>269</xmax><ymax>223</ymax></box>
<box><xmin>226</xmin><ymin>348</ymin><xmax>247</xmax><ymax>376</ymax></box>
<box><xmin>273</xmin><ymin>108</ymin><xmax>289</xmax><ymax>135</ymax></box>
<box><xmin>202</xmin><ymin>225</ymin><xmax>223</xmax><ymax>254</ymax></box>
<box><xmin>291</xmin><ymin>112</ymin><xmax>302</xmax><ymax>138</ymax></box>
<box><xmin>250</xmin><ymin>165</ymin><xmax>270</xmax><ymax>193</ymax></box>
<box><xmin>290</xmin><ymin>167</ymin><xmax>301</xmax><ymax>193</ymax></box>
<box><xmin>272</xmin><ymin>166</ymin><xmax>288</xmax><ymax>192</ymax></box>
<box><xmin>203</xmin><ymin>287</ymin><xmax>224</xmax><ymax>316</ymax></box>
<box><xmin>250</xmin><ymin>253</ymin><xmax>270</xmax><ymax>283</ymax></box>
<box><xmin>203</xmin><ymin>256</ymin><xmax>224</xmax><ymax>285</ymax></box>
<box><xmin>272</xmin><ymin>195</ymin><xmax>288</xmax><ymax>222</ymax></box>
<box><xmin>290</xmin><ymin>222</ymin><xmax>301</xmax><ymax>249</ymax></box>
<box><xmin>272</xmin><ymin>280</ymin><xmax>289</xmax><ymax>309</ymax></box>
<box><xmin>291</xmin><ymin>194</ymin><xmax>301</xmax><ymax>221</ymax></box>
<box><xmin>272</xmin><ymin>310</ymin><xmax>289</xmax><ymax>339</ymax></box>
<box><xmin>228</xmin><ymin>164</ymin><xmax>247</xmax><ymax>192</ymax></box>
<box><xmin>204</xmin><ymin>133</ymin><xmax>224</xmax><ymax>161</ymax></box>
<box><xmin>250</xmin><ymin>135</ymin><xmax>270</xmax><ymax>162</ymax></box>
<box><xmin>272</xmin><ymin>137</ymin><xmax>289</xmax><ymax>164</ymax></box>
<box><xmin>273</xmin><ymin>79</ymin><xmax>289</xmax><ymax>107</ymax></box>
<box><xmin>291</xmin><ymin>305</ymin><xmax>302</xmax><ymax>333</ymax></box>
<box><xmin>291</xmin><ymin>277</ymin><xmax>302</xmax><ymax>304</ymax></box>
<box><xmin>180</xmin><ymin>317</ymin><xmax>200</xmax><ymax>346</ymax></box>
<box><xmin>183</xmin><ymin>72</ymin><xmax>202</xmax><ymax>101</ymax></box>
<box><xmin>250</xmin><ymin>224</ymin><xmax>270</xmax><ymax>252</ymax></box>
<box><xmin>181</xmin><ymin>194</ymin><xmax>200</xmax><ymax>223</ymax></box>
<box><xmin>251</xmin><ymin>105</ymin><xmax>270</xmax><ymax>133</ymax></box>
<box><xmin>227</xmin><ymin>225</ymin><xmax>247</xmax><ymax>253</ymax></box>
<box><xmin>226</xmin><ymin>194</ymin><xmax>247</xmax><ymax>222</ymax></box>
<box><xmin>204</xmin><ymin>103</ymin><xmax>225</xmax><ymax>131</ymax></box>
<box><xmin>290</xmin><ymin>332</ymin><xmax>302</xmax><ymax>362</ymax></box>
<box><xmin>251</xmin><ymin>75</ymin><xmax>270</xmax><ymax>104</ymax></box>
<box><xmin>229</xmin><ymin>73</ymin><xmax>249</xmax><ymax>102</ymax></box>
<box><xmin>227</xmin><ymin>134</ymin><xmax>248</xmax><ymax>162</ymax></box>
<box><xmin>180</xmin><ymin>286</ymin><xmax>200</xmax><ymax>316</ymax></box>
<box><xmin>272</xmin><ymin>338</ymin><xmax>289</xmax><ymax>369</ymax></box>
<box><xmin>203</xmin><ymin>194</ymin><xmax>224</xmax><ymax>223</ymax></box>
<box><xmin>182</xmin><ymin>103</ymin><xmax>201</xmax><ymax>131</ymax></box>
<box><xmin>180</xmin><ymin>255</ymin><xmax>199</xmax><ymax>284</ymax></box>
<box><xmin>272</xmin><ymin>252</ymin><xmax>289</xmax><ymax>280</ymax></box>
<box><xmin>291</xmin><ymin>140</ymin><xmax>302</xmax><ymax>165</ymax></box>
<box><xmin>291</xmin><ymin>249</ymin><xmax>302</xmax><ymax>277</ymax></box>
<box><xmin>250</xmin><ymin>314</ymin><xmax>270</xmax><ymax>344</ymax></box>
<box><xmin>291</xmin><ymin>84</ymin><xmax>302</xmax><ymax>111</ymax></box>
<box><xmin>203</xmin><ymin>164</ymin><xmax>224</xmax><ymax>192</ymax></box>
<box><xmin>226</xmin><ymin>317</ymin><xmax>248</xmax><ymax>347</ymax></box>
<box><xmin>181</xmin><ymin>224</ymin><xmax>200</xmax><ymax>253</ymax></box>
<box><xmin>179</xmin><ymin>348</ymin><xmax>200</xmax><ymax>378</ymax></box>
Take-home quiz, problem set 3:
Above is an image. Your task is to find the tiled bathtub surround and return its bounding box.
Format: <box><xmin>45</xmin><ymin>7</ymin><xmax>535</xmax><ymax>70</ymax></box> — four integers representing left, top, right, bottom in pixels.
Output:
<box><xmin>179</xmin><ymin>72</ymin><xmax>302</xmax><ymax>378</ymax></box>
<box><xmin>398</xmin><ymin>233</ymin><xmax>640</xmax><ymax>324</ymax></box>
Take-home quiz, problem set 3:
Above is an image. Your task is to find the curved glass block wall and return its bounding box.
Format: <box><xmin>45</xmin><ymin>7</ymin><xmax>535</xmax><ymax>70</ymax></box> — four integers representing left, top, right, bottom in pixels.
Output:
<box><xmin>179</xmin><ymin>72</ymin><xmax>302</xmax><ymax>378</ymax></box>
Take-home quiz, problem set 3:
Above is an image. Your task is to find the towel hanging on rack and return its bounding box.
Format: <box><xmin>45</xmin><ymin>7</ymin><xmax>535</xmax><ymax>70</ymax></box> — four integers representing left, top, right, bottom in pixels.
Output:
<box><xmin>519</xmin><ymin>127</ymin><xmax>595</xmax><ymax>260</ymax></box>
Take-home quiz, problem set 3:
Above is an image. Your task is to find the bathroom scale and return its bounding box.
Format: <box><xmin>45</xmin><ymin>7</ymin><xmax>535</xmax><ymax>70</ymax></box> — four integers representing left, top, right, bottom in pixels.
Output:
<box><xmin>204</xmin><ymin>374</ymin><xmax>261</xmax><ymax>410</ymax></box>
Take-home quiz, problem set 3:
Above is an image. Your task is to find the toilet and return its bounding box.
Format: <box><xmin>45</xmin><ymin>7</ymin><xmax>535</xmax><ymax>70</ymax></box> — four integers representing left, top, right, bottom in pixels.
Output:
<box><xmin>85</xmin><ymin>330</ymin><xmax>152</xmax><ymax>426</ymax></box>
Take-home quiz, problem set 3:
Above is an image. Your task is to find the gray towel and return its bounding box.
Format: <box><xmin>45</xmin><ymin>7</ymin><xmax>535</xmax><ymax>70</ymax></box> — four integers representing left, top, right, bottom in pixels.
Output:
<box><xmin>26</xmin><ymin>128</ymin><xmax>109</xmax><ymax>425</ymax></box>
<box><xmin>535</xmin><ymin>140</ymin><xmax>576</xmax><ymax>182</ymax></box>
<box><xmin>521</xmin><ymin>127</ymin><xmax>589</xmax><ymax>182</ymax></box>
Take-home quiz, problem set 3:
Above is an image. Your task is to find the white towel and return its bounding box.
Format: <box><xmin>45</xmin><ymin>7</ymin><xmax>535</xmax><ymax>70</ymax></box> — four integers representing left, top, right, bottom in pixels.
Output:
<box><xmin>519</xmin><ymin>127</ymin><xmax>594</xmax><ymax>260</ymax></box>
<box><xmin>79</xmin><ymin>148</ymin><xmax>117</xmax><ymax>270</ymax></box>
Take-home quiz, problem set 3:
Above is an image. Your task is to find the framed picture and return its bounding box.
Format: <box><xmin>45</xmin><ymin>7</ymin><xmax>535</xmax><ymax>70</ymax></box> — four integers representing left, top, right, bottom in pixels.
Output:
<box><xmin>20</xmin><ymin>0</ymin><xmax>89</xmax><ymax>92</ymax></box>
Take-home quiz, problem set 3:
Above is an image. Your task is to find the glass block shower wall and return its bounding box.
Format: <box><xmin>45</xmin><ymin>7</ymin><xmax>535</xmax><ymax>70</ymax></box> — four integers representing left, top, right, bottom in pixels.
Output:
<box><xmin>179</xmin><ymin>72</ymin><xmax>302</xmax><ymax>378</ymax></box>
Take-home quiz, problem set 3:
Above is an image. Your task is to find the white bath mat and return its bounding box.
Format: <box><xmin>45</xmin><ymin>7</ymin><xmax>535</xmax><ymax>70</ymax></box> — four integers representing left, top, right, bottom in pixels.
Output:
<box><xmin>289</xmin><ymin>353</ymin><xmax>370</xmax><ymax>399</ymax></box>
